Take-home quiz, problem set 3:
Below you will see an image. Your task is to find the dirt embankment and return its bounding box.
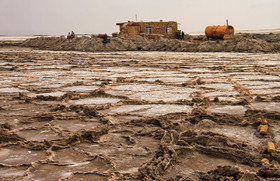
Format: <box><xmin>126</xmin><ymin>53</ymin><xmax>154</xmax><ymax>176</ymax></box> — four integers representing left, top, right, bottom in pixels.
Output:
<box><xmin>20</xmin><ymin>33</ymin><xmax>280</xmax><ymax>53</ymax></box>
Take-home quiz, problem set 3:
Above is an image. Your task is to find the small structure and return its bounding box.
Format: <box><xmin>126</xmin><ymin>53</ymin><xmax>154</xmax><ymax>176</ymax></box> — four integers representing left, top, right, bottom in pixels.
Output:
<box><xmin>205</xmin><ymin>20</ymin><xmax>235</xmax><ymax>40</ymax></box>
<box><xmin>116</xmin><ymin>20</ymin><xmax>178</xmax><ymax>39</ymax></box>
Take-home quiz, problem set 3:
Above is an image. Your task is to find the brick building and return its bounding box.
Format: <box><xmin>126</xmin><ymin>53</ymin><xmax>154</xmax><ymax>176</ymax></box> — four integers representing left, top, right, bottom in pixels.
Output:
<box><xmin>116</xmin><ymin>20</ymin><xmax>178</xmax><ymax>39</ymax></box>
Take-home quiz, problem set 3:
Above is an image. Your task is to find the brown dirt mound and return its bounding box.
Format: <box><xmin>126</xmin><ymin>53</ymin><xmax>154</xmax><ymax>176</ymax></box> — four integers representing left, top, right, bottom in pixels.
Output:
<box><xmin>20</xmin><ymin>33</ymin><xmax>280</xmax><ymax>53</ymax></box>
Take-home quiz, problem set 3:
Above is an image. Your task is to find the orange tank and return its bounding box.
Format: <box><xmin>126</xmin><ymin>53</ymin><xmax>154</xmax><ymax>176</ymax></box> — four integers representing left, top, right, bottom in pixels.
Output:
<box><xmin>205</xmin><ymin>25</ymin><xmax>234</xmax><ymax>39</ymax></box>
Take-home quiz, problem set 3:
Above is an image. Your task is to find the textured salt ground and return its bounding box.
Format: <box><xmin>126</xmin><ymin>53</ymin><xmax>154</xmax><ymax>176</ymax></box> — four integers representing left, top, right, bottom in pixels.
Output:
<box><xmin>0</xmin><ymin>47</ymin><xmax>280</xmax><ymax>180</ymax></box>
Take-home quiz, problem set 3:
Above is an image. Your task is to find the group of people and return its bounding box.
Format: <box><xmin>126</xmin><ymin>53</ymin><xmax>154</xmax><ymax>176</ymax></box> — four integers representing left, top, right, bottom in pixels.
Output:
<box><xmin>67</xmin><ymin>31</ymin><xmax>75</xmax><ymax>39</ymax></box>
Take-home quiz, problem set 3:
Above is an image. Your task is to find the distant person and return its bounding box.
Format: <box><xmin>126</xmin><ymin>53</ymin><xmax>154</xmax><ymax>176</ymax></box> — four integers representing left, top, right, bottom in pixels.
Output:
<box><xmin>177</xmin><ymin>30</ymin><xmax>184</xmax><ymax>39</ymax></box>
<box><xmin>67</xmin><ymin>32</ymin><xmax>71</xmax><ymax>39</ymax></box>
<box><xmin>67</xmin><ymin>31</ymin><xmax>75</xmax><ymax>40</ymax></box>
<box><xmin>180</xmin><ymin>30</ymin><xmax>183</xmax><ymax>39</ymax></box>
<box><xmin>71</xmin><ymin>31</ymin><xmax>75</xmax><ymax>38</ymax></box>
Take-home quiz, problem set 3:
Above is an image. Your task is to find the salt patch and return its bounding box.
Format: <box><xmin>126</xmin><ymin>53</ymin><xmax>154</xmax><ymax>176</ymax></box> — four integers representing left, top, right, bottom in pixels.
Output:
<box><xmin>37</xmin><ymin>92</ymin><xmax>65</xmax><ymax>97</ymax></box>
<box><xmin>233</xmin><ymin>75</ymin><xmax>280</xmax><ymax>81</ymax></box>
<box><xmin>256</xmin><ymin>61</ymin><xmax>280</xmax><ymax>65</ymax></box>
<box><xmin>0</xmin><ymin>87</ymin><xmax>28</xmax><ymax>93</ymax></box>
<box><xmin>16</xmin><ymin>129</ymin><xmax>61</xmax><ymax>141</ymax></box>
<box><xmin>206</xmin><ymin>105</ymin><xmax>247</xmax><ymax>115</ymax></box>
<box><xmin>128</xmin><ymin>91</ymin><xmax>192</xmax><ymax>102</ymax></box>
<box><xmin>99</xmin><ymin>104</ymin><xmax>192</xmax><ymax>117</ymax></box>
<box><xmin>250</xmin><ymin>89</ymin><xmax>280</xmax><ymax>95</ymax></box>
<box><xmin>211</xmin><ymin>126</ymin><xmax>262</xmax><ymax>147</ymax></box>
<box><xmin>53</xmin><ymin>119</ymin><xmax>100</xmax><ymax>132</ymax></box>
<box><xmin>73</xmin><ymin>97</ymin><xmax>121</xmax><ymax>105</ymax></box>
<box><xmin>0</xmin><ymin>146</ymin><xmax>46</xmax><ymax>165</ymax></box>
<box><xmin>251</xmin><ymin>102</ymin><xmax>280</xmax><ymax>113</ymax></box>
<box><xmin>62</xmin><ymin>85</ymin><xmax>99</xmax><ymax>92</ymax></box>
<box><xmin>111</xmin><ymin>83</ymin><xmax>168</xmax><ymax>92</ymax></box>
<box><xmin>100</xmin><ymin>105</ymin><xmax>151</xmax><ymax>115</ymax></box>
<box><xmin>203</xmin><ymin>91</ymin><xmax>239</xmax><ymax>98</ymax></box>
<box><xmin>135</xmin><ymin>77</ymin><xmax>192</xmax><ymax>84</ymax></box>
<box><xmin>211</xmin><ymin>97</ymin><xmax>240</xmax><ymax>102</ymax></box>
<box><xmin>0</xmin><ymin>167</ymin><xmax>26</xmax><ymax>178</ymax></box>
<box><xmin>201</xmin><ymin>83</ymin><xmax>234</xmax><ymax>91</ymax></box>
<box><xmin>135</xmin><ymin>104</ymin><xmax>192</xmax><ymax>117</ymax></box>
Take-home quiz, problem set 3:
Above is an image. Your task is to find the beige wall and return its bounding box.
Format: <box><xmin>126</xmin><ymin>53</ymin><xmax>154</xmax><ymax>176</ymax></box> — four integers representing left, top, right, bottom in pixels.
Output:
<box><xmin>117</xmin><ymin>21</ymin><xmax>178</xmax><ymax>39</ymax></box>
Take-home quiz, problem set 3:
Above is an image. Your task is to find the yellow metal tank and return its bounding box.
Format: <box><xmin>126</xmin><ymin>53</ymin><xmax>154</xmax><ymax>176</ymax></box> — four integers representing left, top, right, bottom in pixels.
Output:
<box><xmin>205</xmin><ymin>25</ymin><xmax>234</xmax><ymax>39</ymax></box>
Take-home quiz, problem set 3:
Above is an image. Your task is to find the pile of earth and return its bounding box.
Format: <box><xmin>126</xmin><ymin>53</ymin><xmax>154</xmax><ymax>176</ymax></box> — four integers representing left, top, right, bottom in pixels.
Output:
<box><xmin>20</xmin><ymin>33</ymin><xmax>280</xmax><ymax>53</ymax></box>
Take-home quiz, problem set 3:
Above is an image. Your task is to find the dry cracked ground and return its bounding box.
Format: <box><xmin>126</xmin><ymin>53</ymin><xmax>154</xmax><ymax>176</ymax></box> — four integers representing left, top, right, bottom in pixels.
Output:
<box><xmin>0</xmin><ymin>47</ymin><xmax>280</xmax><ymax>180</ymax></box>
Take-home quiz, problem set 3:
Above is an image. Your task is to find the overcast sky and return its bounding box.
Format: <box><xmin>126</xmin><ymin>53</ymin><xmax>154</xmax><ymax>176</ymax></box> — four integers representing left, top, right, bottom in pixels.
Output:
<box><xmin>0</xmin><ymin>0</ymin><xmax>279</xmax><ymax>35</ymax></box>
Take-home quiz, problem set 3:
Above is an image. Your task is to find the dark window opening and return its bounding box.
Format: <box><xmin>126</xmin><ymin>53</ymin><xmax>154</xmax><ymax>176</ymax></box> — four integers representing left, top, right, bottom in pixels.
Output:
<box><xmin>146</xmin><ymin>26</ymin><xmax>152</xmax><ymax>34</ymax></box>
<box><xmin>166</xmin><ymin>26</ymin><xmax>172</xmax><ymax>34</ymax></box>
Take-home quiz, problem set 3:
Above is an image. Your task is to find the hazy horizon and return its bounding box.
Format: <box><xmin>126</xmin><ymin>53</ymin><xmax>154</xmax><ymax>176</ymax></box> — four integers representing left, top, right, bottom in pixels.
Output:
<box><xmin>1</xmin><ymin>0</ymin><xmax>280</xmax><ymax>36</ymax></box>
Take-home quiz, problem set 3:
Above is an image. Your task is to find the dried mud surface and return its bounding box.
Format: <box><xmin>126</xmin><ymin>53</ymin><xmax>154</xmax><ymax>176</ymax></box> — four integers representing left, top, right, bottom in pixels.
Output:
<box><xmin>0</xmin><ymin>47</ymin><xmax>280</xmax><ymax>180</ymax></box>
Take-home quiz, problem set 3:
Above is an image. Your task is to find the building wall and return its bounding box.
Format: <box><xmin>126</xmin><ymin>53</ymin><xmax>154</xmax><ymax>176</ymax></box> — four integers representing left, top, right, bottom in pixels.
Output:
<box><xmin>138</xmin><ymin>21</ymin><xmax>178</xmax><ymax>39</ymax></box>
<box><xmin>117</xmin><ymin>21</ymin><xmax>178</xmax><ymax>39</ymax></box>
<box><xmin>117</xmin><ymin>23</ymin><xmax>140</xmax><ymax>37</ymax></box>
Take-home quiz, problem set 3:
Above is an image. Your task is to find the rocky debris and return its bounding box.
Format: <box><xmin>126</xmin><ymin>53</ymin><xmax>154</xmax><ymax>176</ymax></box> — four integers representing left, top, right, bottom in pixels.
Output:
<box><xmin>257</xmin><ymin>165</ymin><xmax>280</xmax><ymax>179</ymax></box>
<box><xmin>20</xmin><ymin>33</ymin><xmax>280</xmax><ymax>53</ymax></box>
<box><xmin>199</xmin><ymin>164</ymin><xmax>280</xmax><ymax>181</ymax></box>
